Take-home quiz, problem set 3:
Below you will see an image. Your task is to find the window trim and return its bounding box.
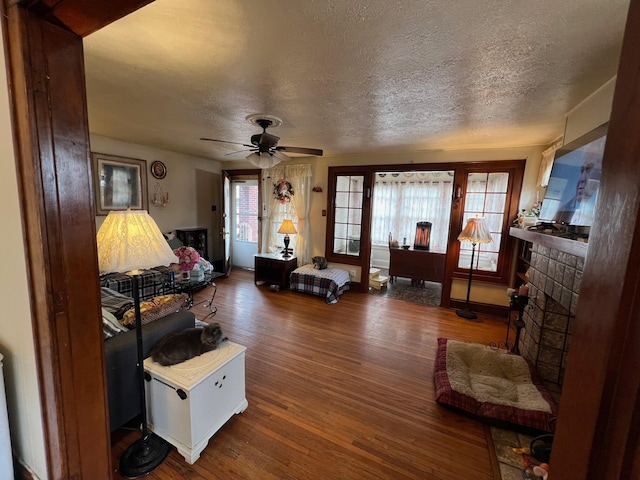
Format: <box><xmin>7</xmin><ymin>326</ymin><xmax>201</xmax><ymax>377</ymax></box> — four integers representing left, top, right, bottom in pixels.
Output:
<box><xmin>451</xmin><ymin>160</ymin><xmax>525</xmax><ymax>285</ymax></box>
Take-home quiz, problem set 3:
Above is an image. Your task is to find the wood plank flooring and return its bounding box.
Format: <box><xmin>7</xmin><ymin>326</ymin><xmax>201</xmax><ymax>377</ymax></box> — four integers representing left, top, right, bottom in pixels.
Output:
<box><xmin>110</xmin><ymin>269</ymin><xmax>507</xmax><ymax>479</ymax></box>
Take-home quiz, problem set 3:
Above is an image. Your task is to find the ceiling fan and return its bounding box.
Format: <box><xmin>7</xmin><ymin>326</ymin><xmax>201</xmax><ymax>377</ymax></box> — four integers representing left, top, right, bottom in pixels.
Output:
<box><xmin>200</xmin><ymin>115</ymin><xmax>323</xmax><ymax>168</ymax></box>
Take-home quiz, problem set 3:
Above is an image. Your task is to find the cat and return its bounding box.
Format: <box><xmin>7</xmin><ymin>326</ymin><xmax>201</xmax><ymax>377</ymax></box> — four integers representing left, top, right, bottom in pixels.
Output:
<box><xmin>312</xmin><ymin>256</ymin><xmax>328</xmax><ymax>270</ymax></box>
<box><xmin>150</xmin><ymin>322</ymin><xmax>226</xmax><ymax>366</ymax></box>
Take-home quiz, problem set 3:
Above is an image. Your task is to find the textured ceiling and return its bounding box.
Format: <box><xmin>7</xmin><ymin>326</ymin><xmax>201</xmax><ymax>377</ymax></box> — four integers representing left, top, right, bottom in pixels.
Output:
<box><xmin>83</xmin><ymin>0</ymin><xmax>629</xmax><ymax>161</ymax></box>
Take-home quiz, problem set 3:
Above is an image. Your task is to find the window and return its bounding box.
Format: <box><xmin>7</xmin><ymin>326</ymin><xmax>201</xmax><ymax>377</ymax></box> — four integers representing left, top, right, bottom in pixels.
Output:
<box><xmin>234</xmin><ymin>183</ymin><xmax>259</xmax><ymax>243</ymax></box>
<box><xmin>371</xmin><ymin>171</ymin><xmax>454</xmax><ymax>253</ymax></box>
<box><xmin>455</xmin><ymin>161</ymin><xmax>524</xmax><ymax>284</ymax></box>
<box><xmin>333</xmin><ymin>175</ymin><xmax>364</xmax><ymax>256</ymax></box>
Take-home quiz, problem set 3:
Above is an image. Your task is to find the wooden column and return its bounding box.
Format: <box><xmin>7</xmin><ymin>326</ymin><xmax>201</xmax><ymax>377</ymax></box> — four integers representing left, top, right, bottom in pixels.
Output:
<box><xmin>551</xmin><ymin>0</ymin><xmax>640</xmax><ymax>477</ymax></box>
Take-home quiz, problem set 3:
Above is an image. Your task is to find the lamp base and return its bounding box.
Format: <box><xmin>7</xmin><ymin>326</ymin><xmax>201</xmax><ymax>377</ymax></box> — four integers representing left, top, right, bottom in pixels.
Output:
<box><xmin>455</xmin><ymin>308</ymin><xmax>478</xmax><ymax>320</ymax></box>
<box><xmin>120</xmin><ymin>433</ymin><xmax>170</xmax><ymax>478</ymax></box>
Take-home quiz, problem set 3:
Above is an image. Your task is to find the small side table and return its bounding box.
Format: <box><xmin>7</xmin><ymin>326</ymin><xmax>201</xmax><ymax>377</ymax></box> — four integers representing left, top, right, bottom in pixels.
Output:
<box><xmin>254</xmin><ymin>253</ymin><xmax>298</xmax><ymax>289</ymax></box>
<box><xmin>144</xmin><ymin>341</ymin><xmax>248</xmax><ymax>464</ymax></box>
<box><xmin>166</xmin><ymin>273</ymin><xmax>217</xmax><ymax>318</ymax></box>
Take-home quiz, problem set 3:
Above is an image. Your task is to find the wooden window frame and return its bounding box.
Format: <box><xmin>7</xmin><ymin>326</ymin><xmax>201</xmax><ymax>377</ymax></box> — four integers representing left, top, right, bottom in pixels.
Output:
<box><xmin>451</xmin><ymin>160</ymin><xmax>525</xmax><ymax>285</ymax></box>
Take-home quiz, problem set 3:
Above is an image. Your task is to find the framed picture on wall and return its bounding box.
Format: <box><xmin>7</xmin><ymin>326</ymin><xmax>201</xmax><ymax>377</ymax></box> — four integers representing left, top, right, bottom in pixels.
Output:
<box><xmin>92</xmin><ymin>152</ymin><xmax>148</xmax><ymax>215</ymax></box>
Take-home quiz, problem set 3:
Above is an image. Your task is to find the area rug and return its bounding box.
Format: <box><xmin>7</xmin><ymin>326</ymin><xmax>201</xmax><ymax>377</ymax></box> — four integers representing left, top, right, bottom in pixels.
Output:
<box><xmin>368</xmin><ymin>271</ymin><xmax>442</xmax><ymax>306</ymax></box>
<box><xmin>433</xmin><ymin>338</ymin><xmax>558</xmax><ymax>434</ymax></box>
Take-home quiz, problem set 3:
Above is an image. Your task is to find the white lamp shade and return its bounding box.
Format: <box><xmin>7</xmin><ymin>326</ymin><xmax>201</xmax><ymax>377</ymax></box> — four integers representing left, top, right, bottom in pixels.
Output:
<box><xmin>97</xmin><ymin>210</ymin><xmax>178</xmax><ymax>274</ymax></box>
<box><xmin>457</xmin><ymin>217</ymin><xmax>493</xmax><ymax>244</ymax></box>
<box><xmin>246</xmin><ymin>151</ymin><xmax>289</xmax><ymax>169</ymax></box>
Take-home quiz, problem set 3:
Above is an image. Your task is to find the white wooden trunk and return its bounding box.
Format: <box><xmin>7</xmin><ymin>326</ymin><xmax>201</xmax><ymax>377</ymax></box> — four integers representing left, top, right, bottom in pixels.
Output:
<box><xmin>144</xmin><ymin>341</ymin><xmax>248</xmax><ymax>464</ymax></box>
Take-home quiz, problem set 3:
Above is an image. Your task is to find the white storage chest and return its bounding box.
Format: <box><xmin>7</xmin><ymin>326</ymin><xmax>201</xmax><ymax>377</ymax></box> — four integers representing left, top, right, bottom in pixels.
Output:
<box><xmin>144</xmin><ymin>340</ymin><xmax>248</xmax><ymax>464</ymax></box>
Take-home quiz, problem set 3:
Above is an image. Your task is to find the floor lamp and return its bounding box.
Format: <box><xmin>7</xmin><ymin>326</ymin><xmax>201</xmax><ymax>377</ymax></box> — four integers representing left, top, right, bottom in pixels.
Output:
<box><xmin>97</xmin><ymin>210</ymin><xmax>178</xmax><ymax>478</ymax></box>
<box><xmin>456</xmin><ymin>217</ymin><xmax>493</xmax><ymax>319</ymax></box>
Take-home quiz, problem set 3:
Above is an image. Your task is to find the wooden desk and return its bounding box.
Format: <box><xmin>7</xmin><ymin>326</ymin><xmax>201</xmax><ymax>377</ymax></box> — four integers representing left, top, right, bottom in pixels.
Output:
<box><xmin>389</xmin><ymin>248</ymin><xmax>446</xmax><ymax>285</ymax></box>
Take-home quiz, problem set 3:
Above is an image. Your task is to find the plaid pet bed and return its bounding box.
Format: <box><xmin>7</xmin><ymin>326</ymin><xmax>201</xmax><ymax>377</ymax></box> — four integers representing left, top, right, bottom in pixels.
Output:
<box><xmin>289</xmin><ymin>265</ymin><xmax>350</xmax><ymax>304</ymax></box>
<box><xmin>433</xmin><ymin>338</ymin><xmax>558</xmax><ymax>434</ymax></box>
<box><xmin>100</xmin><ymin>268</ymin><xmax>166</xmax><ymax>301</ymax></box>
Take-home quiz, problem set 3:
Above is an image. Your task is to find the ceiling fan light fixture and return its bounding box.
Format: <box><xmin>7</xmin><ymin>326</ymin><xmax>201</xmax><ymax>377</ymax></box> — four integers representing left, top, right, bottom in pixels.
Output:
<box><xmin>246</xmin><ymin>152</ymin><xmax>284</xmax><ymax>169</ymax></box>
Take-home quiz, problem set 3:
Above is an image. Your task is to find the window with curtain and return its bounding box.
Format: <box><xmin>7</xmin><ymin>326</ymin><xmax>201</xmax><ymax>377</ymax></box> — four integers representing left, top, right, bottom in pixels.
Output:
<box><xmin>371</xmin><ymin>171</ymin><xmax>453</xmax><ymax>253</ymax></box>
<box><xmin>261</xmin><ymin>164</ymin><xmax>313</xmax><ymax>264</ymax></box>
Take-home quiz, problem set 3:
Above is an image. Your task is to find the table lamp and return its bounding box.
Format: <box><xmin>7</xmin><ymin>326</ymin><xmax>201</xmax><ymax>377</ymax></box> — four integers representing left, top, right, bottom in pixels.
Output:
<box><xmin>97</xmin><ymin>210</ymin><xmax>178</xmax><ymax>477</ymax></box>
<box><xmin>277</xmin><ymin>219</ymin><xmax>297</xmax><ymax>258</ymax></box>
<box><xmin>456</xmin><ymin>217</ymin><xmax>493</xmax><ymax>319</ymax></box>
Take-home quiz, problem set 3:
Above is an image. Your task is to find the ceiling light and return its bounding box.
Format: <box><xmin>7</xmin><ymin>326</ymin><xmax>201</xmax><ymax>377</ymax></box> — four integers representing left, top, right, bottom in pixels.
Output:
<box><xmin>246</xmin><ymin>151</ymin><xmax>290</xmax><ymax>169</ymax></box>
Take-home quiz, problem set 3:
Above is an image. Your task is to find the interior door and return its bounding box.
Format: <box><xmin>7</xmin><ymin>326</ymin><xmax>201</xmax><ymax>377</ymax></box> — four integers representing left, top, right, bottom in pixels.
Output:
<box><xmin>222</xmin><ymin>171</ymin><xmax>231</xmax><ymax>275</ymax></box>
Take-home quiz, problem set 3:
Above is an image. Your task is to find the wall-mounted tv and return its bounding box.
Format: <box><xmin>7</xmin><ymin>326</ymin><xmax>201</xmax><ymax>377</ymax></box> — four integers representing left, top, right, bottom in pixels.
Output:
<box><xmin>538</xmin><ymin>122</ymin><xmax>608</xmax><ymax>228</ymax></box>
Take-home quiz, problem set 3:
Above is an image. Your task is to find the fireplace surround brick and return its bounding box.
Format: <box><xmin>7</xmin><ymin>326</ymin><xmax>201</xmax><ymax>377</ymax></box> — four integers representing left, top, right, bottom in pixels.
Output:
<box><xmin>518</xmin><ymin>242</ymin><xmax>583</xmax><ymax>391</ymax></box>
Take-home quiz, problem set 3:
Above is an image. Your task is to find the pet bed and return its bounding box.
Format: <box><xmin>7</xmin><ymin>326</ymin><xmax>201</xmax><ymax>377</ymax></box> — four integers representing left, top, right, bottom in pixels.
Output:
<box><xmin>433</xmin><ymin>338</ymin><xmax>558</xmax><ymax>433</ymax></box>
<box><xmin>289</xmin><ymin>265</ymin><xmax>350</xmax><ymax>304</ymax></box>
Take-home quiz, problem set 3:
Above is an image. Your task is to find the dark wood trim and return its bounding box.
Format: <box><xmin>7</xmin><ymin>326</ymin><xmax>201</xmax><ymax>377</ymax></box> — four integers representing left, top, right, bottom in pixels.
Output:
<box><xmin>4</xmin><ymin>5</ymin><xmax>111</xmax><ymax>477</ymax></box>
<box><xmin>449</xmin><ymin>160</ymin><xmax>526</xmax><ymax>286</ymax></box>
<box><xmin>551</xmin><ymin>0</ymin><xmax>640</xmax><ymax>477</ymax></box>
<box><xmin>19</xmin><ymin>0</ymin><xmax>155</xmax><ymax>36</ymax></box>
<box><xmin>4</xmin><ymin>0</ymin><xmax>154</xmax><ymax>477</ymax></box>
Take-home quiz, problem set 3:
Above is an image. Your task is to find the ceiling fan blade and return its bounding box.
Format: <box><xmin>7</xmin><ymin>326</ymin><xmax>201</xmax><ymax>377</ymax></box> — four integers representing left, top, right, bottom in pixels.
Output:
<box><xmin>276</xmin><ymin>145</ymin><xmax>323</xmax><ymax>156</ymax></box>
<box><xmin>200</xmin><ymin>137</ymin><xmax>254</xmax><ymax>148</ymax></box>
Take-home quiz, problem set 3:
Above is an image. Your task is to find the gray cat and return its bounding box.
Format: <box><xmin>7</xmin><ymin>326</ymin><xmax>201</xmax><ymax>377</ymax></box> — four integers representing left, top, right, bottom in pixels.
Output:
<box><xmin>312</xmin><ymin>256</ymin><xmax>328</xmax><ymax>270</ymax></box>
<box><xmin>150</xmin><ymin>322</ymin><xmax>226</xmax><ymax>366</ymax></box>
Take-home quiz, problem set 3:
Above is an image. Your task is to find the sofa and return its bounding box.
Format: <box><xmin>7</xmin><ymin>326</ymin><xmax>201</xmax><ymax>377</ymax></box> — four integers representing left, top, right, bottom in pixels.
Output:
<box><xmin>104</xmin><ymin>310</ymin><xmax>195</xmax><ymax>431</ymax></box>
<box><xmin>101</xmin><ymin>285</ymin><xmax>196</xmax><ymax>431</ymax></box>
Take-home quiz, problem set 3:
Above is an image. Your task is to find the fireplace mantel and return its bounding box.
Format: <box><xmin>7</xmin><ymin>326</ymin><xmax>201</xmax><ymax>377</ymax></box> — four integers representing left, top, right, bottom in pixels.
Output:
<box><xmin>509</xmin><ymin>227</ymin><xmax>588</xmax><ymax>259</ymax></box>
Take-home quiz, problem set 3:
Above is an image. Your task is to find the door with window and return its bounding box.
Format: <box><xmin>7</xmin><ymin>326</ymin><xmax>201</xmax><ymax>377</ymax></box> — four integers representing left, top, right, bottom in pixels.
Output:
<box><xmin>230</xmin><ymin>179</ymin><xmax>259</xmax><ymax>268</ymax></box>
<box><xmin>453</xmin><ymin>161</ymin><xmax>525</xmax><ymax>285</ymax></box>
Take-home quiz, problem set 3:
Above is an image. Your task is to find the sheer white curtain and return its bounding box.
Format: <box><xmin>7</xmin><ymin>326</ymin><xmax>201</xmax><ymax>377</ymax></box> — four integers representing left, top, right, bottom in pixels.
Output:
<box><xmin>286</xmin><ymin>164</ymin><xmax>313</xmax><ymax>265</ymax></box>
<box><xmin>260</xmin><ymin>164</ymin><xmax>312</xmax><ymax>263</ymax></box>
<box><xmin>371</xmin><ymin>176</ymin><xmax>453</xmax><ymax>253</ymax></box>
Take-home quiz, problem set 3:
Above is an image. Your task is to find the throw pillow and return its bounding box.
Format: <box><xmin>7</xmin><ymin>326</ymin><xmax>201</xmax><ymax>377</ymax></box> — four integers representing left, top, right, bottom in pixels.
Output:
<box><xmin>120</xmin><ymin>293</ymin><xmax>189</xmax><ymax>327</ymax></box>
<box><xmin>102</xmin><ymin>307</ymin><xmax>128</xmax><ymax>339</ymax></box>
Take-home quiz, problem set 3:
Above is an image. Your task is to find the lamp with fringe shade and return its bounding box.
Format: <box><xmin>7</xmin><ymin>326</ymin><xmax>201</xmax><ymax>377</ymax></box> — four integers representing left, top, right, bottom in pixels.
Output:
<box><xmin>456</xmin><ymin>217</ymin><xmax>493</xmax><ymax>319</ymax></box>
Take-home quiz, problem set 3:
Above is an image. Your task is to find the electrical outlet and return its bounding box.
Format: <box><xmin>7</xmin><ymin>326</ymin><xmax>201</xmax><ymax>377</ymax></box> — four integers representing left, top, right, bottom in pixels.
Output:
<box><xmin>349</xmin><ymin>270</ymin><xmax>356</xmax><ymax>278</ymax></box>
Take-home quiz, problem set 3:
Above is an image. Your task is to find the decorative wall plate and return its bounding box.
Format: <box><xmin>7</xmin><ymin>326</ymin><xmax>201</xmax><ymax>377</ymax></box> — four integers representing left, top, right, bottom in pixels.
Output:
<box><xmin>151</xmin><ymin>160</ymin><xmax>167</xmax><ymax>179</ymax></box>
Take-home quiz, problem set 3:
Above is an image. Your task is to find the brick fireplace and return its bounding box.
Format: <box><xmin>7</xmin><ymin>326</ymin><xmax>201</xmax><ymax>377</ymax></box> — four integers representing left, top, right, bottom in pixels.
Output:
<box><xmin>510</xmin><ymin>228</ymin><xmax>588</xmax><ymax>392</ymax></box>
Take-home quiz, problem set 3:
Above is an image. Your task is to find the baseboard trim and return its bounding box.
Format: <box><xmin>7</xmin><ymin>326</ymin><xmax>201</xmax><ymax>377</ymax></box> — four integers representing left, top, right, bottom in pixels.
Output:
<box><xmin>449</xmin><ymin>300</ymin><xmax>509</xmax><ymax>319</ymax></box>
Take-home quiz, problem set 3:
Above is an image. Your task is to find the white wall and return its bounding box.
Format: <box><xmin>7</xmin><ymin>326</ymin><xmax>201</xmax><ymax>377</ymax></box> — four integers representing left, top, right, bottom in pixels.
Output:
<box><xmin>0</xmin><ymin>28</ymin><xmax>48</xmax><ymax>480</ymax></box>
<box><xmin>90</xmin><ymin>135</ymin><xmax>222</xmax><ymax>233</ymax></box>
<box><xmin>564</xmin><ymin>77</ymin><xmax>616</xmax><ymax>145</ymax></box>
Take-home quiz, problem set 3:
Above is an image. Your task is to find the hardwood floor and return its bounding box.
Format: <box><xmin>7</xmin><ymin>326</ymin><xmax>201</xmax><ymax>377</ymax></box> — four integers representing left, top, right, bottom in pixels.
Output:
<box><xmin>110</xmin><ymin>269</ymin><xmax>507</xmax><ymax>479</ymax></box>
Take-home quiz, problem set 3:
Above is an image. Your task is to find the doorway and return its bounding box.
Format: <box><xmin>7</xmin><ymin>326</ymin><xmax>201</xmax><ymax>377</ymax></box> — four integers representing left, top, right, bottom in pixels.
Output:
<box><xmin>230</xmin><ymin>179</ymin><xmax>259</xmax><ymax>268</ymax></box>
<box><xmin>368</xmin><ymin>170</ymin><xmax>454</xmax><ymax>306</ymax></box>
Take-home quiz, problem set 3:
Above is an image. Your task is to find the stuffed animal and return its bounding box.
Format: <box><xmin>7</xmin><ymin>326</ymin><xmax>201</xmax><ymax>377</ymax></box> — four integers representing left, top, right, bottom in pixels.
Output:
<box><xmin>312</xmin><ymin>256</ymin><xmax>328</xmax><ymax>270</ymax></box>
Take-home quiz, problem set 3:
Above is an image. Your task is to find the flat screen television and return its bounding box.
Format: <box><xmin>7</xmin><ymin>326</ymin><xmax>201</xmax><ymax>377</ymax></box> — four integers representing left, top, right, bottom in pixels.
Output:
<box><xmin>538</xmin><ymin>122</ymin><xmax>608</xmax><ymax>228</ymax></box>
